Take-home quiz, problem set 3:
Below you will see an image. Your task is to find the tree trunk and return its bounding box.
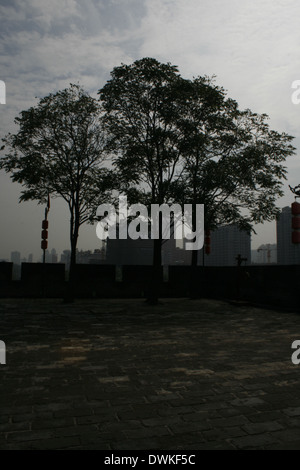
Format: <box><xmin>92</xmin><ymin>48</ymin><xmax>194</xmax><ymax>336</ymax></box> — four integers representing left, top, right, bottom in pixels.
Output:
<box><xmin>147</xmin><ymin>212</ymin><xmax>162</xmax><ymax>305</ymax></box>
<box><xmin>191</xmin><ymin>249</ymin><xmax>198</xmax><ymax>267</ymax></box>
<box><xmin>64</xmin><ymin>210</ymin><xmax>80</xmax><ymax>303</ymax></box>
<box><xmin>69</xmin><ymin>232</ymin><xmax>78</xmax><ymax>281</ymax></box>
<box><xmin>189</xmin><ymin>201</ymin><xmax>199</xmax><ymax>298</ymax></box>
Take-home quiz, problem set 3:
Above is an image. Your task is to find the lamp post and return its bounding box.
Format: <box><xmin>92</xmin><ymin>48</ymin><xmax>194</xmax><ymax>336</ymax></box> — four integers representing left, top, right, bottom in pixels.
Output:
<box><xmin>289</xmin><ymin>185</ymin><xmax>300</xmax><ymax>245</ymax></box>
<box><xmin>41</xmin><ymin>193</ymin><xmax>50</xmax><ymax>264</ymax></box>
<box><xmin>236</xmin><ymin>253</ymin><xmax>248</xmax><ymax>299</ymax></box>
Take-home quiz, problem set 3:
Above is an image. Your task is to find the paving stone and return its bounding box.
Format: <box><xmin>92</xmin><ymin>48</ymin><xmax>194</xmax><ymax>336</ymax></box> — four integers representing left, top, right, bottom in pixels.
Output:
<box><xmin>270</xmin><ymin>428</ymin><xmax>300</xmax><ymax>443</ymax></box>
<box><xmin>241</xmin><ymin>421</ymin><xmax>284</xmax><ymax>434</ymax></box>
<box><xmin>124</xmin><ymin>425</ymin><xmax>172</xmax><ymax>439</ymax></box>
<box><xmin>55</xmin><ymin>425</ymin><xmax>97</xmax><ymax>438</ymax></box>
<box><xmin>158</xmin><ymin>406</ymin><xmax>197</xmax><ymax>416</ymax></box>
<box><xmin>223</xmin><ymin>426</ymin><xmax>247</xmax><ymax>438</ymax></box>
<box><xmin>16</xmin><ymin>436</ymin><xmax>81</xmax><ymax>450</ymax></box>
<box><xmin>0</xmin><ymin>416</ymin><xmax>10</xmax><ymax>424</ymax></box>
<box><xmin>53</xmin><ymin>407</ymin><xmax>93</xmax><ymax>418</ymax></box>
<box><xmin>31</xmin><ymin>417</ymin><xmax>74</xmax><ymax>430</ymax></box>
<box><xmin>110</xmin><ymin>437</ymin><xmax>163</xmax><ymax>450</ymax></box>
<box><xmin>247</xmin><ymin>411</ymin><xmax>284</xmax><ymax>423</ymax></box>
<box><xmin>76</xmin><ymin>414</ymin><xmax>115</xmax><ymax>425</ymax></box>
<box><xmin>141</xmin><ymin>416</ymin><xmax>182</xmax><ymax>427</ymax></box>
<box><xmin>230</xmin><ymin>397</ymin><xmax>266</xmax><ymax>407</ymax></box>
<box><xmin>265</xmin><ymin>440</ymin><xmax>300</xmax><ymax>450</ymax></box>
<box><xmin>194</xmin><ymin>402</ymin><xmax>228</xmax><ymax>411</ymax></box>
<box><xmin>283</xmin><ymin>407</ymin><xmax>300</xmax><ymax>417</ymax></box>
<box><xmin>230</xmin><ymin>433</ymin><xmax>279</xmax><ymax>449</ymax></box>
<box><xmin>157</xmin><ymin>432</ymin><xmax>206</xmax><ymax>449</ymax></box>
<box><xmin>209</xmin><ymin>415</ymin><xmax>249</xmax><ymax>428</ymax></box>
<box><xmin>281</xmin><ymin>417</ymin><xmax>300</xmax><ymax>428</ymax></box>
<box><xmin>197</xmin><ymin>441</ymin><xmax>236</xmax><ymax>450</ymax></box>
<box><xmin>0</xmin><ymin>422</ymin><xmax>30</xmax><ymax>432</ymax></box>
<box><xmin>3</xmin><ymin>406</ymin><xmax>33</xmax><ymax>415</ymax></box>
<box><xmin>218</xmin><ymin>408</ymin><xmax>245</xmax><ymax>418</ymax></box>
<box><xmin>6</xmin><ymin>430</ymin><xmax>55</xmax><ymax>442</ymax></box>
<box><xmin>202</xmin><ymin>428</ymin><xmax>230</xmax><ymax>442</ymax></box>
<box><xmin>181</xmin><ymin>411</ymin><xmax>217</xmax><ymax>422</ymax></box>
<box><xmin>75</xmin><ymin>442</ymin><xmax>111</xmax><ymax>450</ymax></box>
<box><xmin>169</xmin><ymin>421</ymin><xmax>212</xmax><ymax>434</ymax></box>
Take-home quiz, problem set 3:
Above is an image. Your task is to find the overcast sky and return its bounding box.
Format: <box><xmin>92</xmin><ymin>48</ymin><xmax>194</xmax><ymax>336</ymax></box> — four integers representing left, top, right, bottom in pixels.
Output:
<box><xmin>1</xmin><ymin>0</ymin><xmax>300</xmax><ymax>261</ymax></box>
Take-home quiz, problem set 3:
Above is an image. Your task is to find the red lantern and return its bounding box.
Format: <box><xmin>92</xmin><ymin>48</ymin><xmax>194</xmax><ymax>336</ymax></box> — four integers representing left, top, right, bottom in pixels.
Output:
<box><xmin>292</xmin><ymin>218</ymin><xmax>300</xmax><ymax>230</ymax></box>
<box><xmin>292</xmin><ymin>232</ymin><xmax>300</xmax><ymax>244</ymax></box>
<box><xmin>41</xmin><ymin>220</ymin><xmax>49</xmax><ymax>252</ymax></box>
<box><xmin>41</xmin><ymin>230</ymin><xmax>48</xmax><ymax>239</ymax></box>
<box><xmin>41</xmin><ymin>240</ymin><xmax>48</xmax><ymax>250</ymax></box>
<box><xmin>292</xmin><ymin>202</ymin><xmax>300</xmax><ymax>244</ymax></box>
<box><xmin>204</xmin><ymin>230</ymin><xmax>211</xmax><ymax>254</ymax></box>
<box><xmin>292</xmin><ymin>202</ymin><xmax>300</xmax><ymax>215</ymax></box>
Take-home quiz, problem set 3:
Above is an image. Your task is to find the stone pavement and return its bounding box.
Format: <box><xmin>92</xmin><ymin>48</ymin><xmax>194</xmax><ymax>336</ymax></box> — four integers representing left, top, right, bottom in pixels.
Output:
<box><xmin>1</xmin><ymin>297</ymin><xmax>300</xmax><ymax>450</ymax></box>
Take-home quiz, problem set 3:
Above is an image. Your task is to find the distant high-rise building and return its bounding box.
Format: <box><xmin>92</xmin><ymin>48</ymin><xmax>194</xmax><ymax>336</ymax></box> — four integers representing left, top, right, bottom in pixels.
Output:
<box><xmin>51</xmin><ymin>248</ymin><xmax>58</xmax><ymax>263</ymax></box>
<box><xmin>251</xmin><ymin>244</ymin><xmax>277</xmax><ymax>264</ymax></box>
<box><xmin>28</xmin><ymin>253</ymin><xmax>33</xmax><ymax>263</ymax></box>
<box><xmin>198</xmin><ymin>225</ymin><xmax>251</xmax><ymax>266</ymax></box>
<box><xmin>277</xmin><ymin>206</ymin><xmax>300</xmax><ymax>265</ymax></box>
<box><xmin>77</xmin><ymin>249</ymin><xmax>106</xmax><ymax>264</ymax></box>
<box><xmin>105</xmin><ymin>224</ymin><xmax>250</xmax><ymax>266</ymax></box>
<box><xmin>106</xmin><ymin>235</ymin><xmax>188</xmax><ymax>266</ymax></box>
<box><xmin>60</xmin><ymin>250</ymin><xmax>71</xmax><ymax>267</ymax></box>
<box><xmin>11</xmin><ymin>251</ymin><xmax>21</xmax><ymax>280</ymax></box>
<box><xmin>11</xmin><ymin>251</ymin><xmax>21</xmax><ymax>265</ymax></box>
<box><xmin>106</xmin><ymin>238</ymin><xmax>153</xmax><ymax>265</ymax></box>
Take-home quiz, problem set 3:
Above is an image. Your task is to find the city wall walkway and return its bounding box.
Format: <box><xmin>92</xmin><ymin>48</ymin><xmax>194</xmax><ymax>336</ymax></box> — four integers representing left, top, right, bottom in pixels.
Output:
<box><xmin>1</xmin><ymin>298</ymin><xmax>300</xmax><ymax>450</ymax></box>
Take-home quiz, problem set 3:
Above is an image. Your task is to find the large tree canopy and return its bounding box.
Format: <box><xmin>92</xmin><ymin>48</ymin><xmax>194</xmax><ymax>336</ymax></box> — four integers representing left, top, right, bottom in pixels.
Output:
<box><xmin>172</xmin><ymin>75</ymin><xmax>296</xmax><ymax>263</ymax></box>
<box><xmin>1</xmin><ymin>83</ymin><xmax>113</xmax><ymax>270</ymax></box>
<box><xmin>99</xmin><ymin>58</ymin><xmax>188</xmax><ymax>302</ymax></box>
<box><xmin>99</xmin><ymin>58</ymin><xmax>296</xmax><ymax>280</ymax></box>
<box><xmin>98</xmin><ymin>58</ymin><xmax>186</xmax><ymax>204</ymax></box>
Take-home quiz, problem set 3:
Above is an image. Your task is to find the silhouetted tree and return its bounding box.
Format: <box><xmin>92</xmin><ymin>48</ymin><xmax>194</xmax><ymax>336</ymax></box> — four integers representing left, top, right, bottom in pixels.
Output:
<box><xmin>99</xmin><ymin>59</ymin><xmax>295</xmax><ymax>302</ymax></box>
<box><xmin>174</xmin><ymin>75</ymin><xmax>296</xmax><ymax>267</ymax></box>
<box><xmin>0</xmin><ymin>84</ymin><xmax>113</xmax><ymax>280</ymax></box>
<box><xmin>99</xmin><ymin>58</ymin><xmax>186</xmax><ymax>303</ymax></box>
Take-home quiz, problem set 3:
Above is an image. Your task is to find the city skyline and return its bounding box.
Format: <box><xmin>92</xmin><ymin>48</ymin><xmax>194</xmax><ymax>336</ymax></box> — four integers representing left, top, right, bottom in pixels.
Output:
<box><xmin>3</xmin><ymin>211</ymin><xmax>295</xmax><ymax>267</ymax></box>
<box><xmin>0</xmin><ymin>214</ymin><xmax>288</xmax><ymax>264</ymax></box>
<box><xmin>0</xmin><ymin>223</ymin><xmax>275</xmax><ymax>267</ymax></box>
